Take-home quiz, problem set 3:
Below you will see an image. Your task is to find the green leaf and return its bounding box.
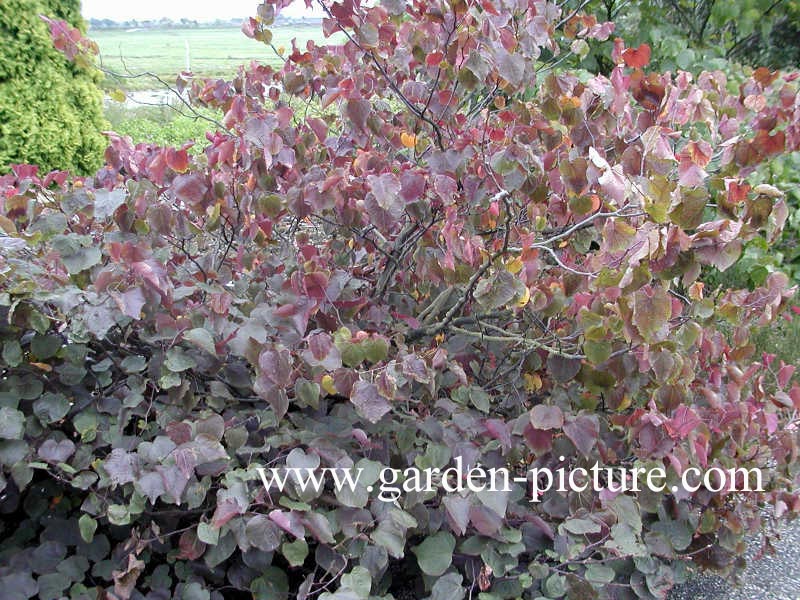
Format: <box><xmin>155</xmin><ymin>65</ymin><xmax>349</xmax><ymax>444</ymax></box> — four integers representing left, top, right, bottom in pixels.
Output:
<box><xmin>73</xmin><ymin>412</ymin><xmax>98</xmax><ymax>442</ymax></box>
<box><xmin>79</xmin><ymin>514</ymin><xmax>97</xmax><ymax>543</ymax></box>
<box><xmin>107</xmin><ymin>504</ymin><xmax>131</xmax><ymax>526</ymax></box>
<box><xmin>650</xmin><ymin>518</ymin><xmax>692</xmax><ymax>551</ymax></box>
<box><xmin>362</xmin><ymin>337</ymin><xmax>389</xmax><ymax>363</ymax></box>
<box><xmin>2</xmin><ymin>340</ymin><xmax>22</xmax><ymax>367</ymax></box>
<box><xmin>675</xmin><ymin>48</ymin><xmax>695</xmax><ymax>70</ymax></box>
<box><xmin>609</xmin><ymin>494</ymin><xmax>642</xmax><ymax>533</ymax></box>
<box><xmin>165</xmin><ymin>347</ymin><xmax>197</xmax><ymax>372</ymax></box>
<box><xmin>33</xmin><ymin>393</ymin><xmax>70</xmax><ymax>424</ymax></box>
<box><xmin>370</xmin><ymin>525</ymin><xmax>406</xmax><ymax>558</ymax></box>
<box><xmin>295</xmin><ymin>379</ymin><xmax>320</xmax><ymax>409</ymax></box>
<box><xmin>469</xmin><ymin>387</ymin><xmax>491</xmax><ymax>413</ymax></box>
<box><xmin>120</xmin><ymin>355</ymin><xmax>147</xmax><ymax>373</ymax></box>
<box><xmin>159</xmin><ymin>370</ymin><xmax>182</xmax><ymax>389</ymax></box>
<box><xmin>0</xmin><ymin>407</ymin><xmax>25</xmax><ymax>439</ymax></box>
<box><xmin>542</xmin><ymin>573</ymin><xmax>566</xmax><ymax>598</ymax></box>
<box><xmin>245</xmin><ymin>515</ymin><xmax>282</xmax><ymax>552</ymax></box>
<box><xmin>250</xmin><ymin>567</ymin><xmax>289</xmax><ymax>600</ymax></box>
<box><xmin>197</xmin><ymin>522</ymin><xmax>220</xmax><ymax>545</ymax></box>
<box><xmin>604</xmin><ymin>523</ymin><xmax>647</xmax><ymax>557</ymax></box>
<box><xmin>560</xmin><ymin>518</ymin><xmax>602</xmax><ymax>535</ymax></box>
<box><xmin>282</xmin><ymin>538</ymin><xmax>309</xmax><ymax>567</ymax></box>
<box><xmin>177</xmin><ymin>582</ymin><xmax>211</xmax><ymax>600</ymax></box>
<box><xmin>183</xmin><ymin>328</ymin><xmax>217</xmax><ymax>355</ymax></box>
<box><xmin>584</xmin><ymin>564</ymin><xmax>615</xmax><ymax>585</ymax></box>
<box><xmin>429</xmin><ymin>572</ymin><xmax>465</xmax><ymax>600</ymax></box>
<box><xmin>340</xmin><ymin>565</ymin><xmax>372</xmax><ymax>598</ymax></box>
<box><xmin>583</xmin><ymin>340</ymin><xmax>611</xmax><ymax>365</ymax></box>
<box><xmin>93</xmin><ymin>188</ymin><xmax>126</xmax><ymax>220</ymax></box>
<box><xmin>474</xmin><ymin>270</ymin><xmax>522</xmax><ymax>309</ymax></box>
<box><xmin>412</xmin><ymin>531</ymin><xmax>455</xmax><ymax>576</ymax></box>
<box><xmin>38</xmin><ymin>572</ymin><xmax>69</xmax><ymax>600</ymax></box>
<box><xmin>51</xmin><ymin>234</ymin><xmax>102</xmax><ymax>274</ymax></box>
<box><xmin>57</xmin><ymin>555</ymin><xmax>90</xmax><ymax>582</ymax></box>
<box><xmin>340</xmin><ymin>343</ymin><xmax>365</xmax><ymax>367</ymax></box>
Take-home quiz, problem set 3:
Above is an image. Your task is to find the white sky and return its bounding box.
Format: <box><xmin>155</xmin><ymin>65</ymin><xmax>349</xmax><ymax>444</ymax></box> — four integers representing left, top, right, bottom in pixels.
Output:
<box><xmin>80</xmin><ymin>0</ymin><xmax>321</xmax><ymax>21</ymax></box>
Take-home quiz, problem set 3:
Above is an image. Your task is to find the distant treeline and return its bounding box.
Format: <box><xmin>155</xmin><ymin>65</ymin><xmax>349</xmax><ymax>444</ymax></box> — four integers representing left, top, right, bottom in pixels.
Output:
<box><xmin>86</xmin><ymin>16</ymin><xmax>322</xmax><ymax>30</ymax></box>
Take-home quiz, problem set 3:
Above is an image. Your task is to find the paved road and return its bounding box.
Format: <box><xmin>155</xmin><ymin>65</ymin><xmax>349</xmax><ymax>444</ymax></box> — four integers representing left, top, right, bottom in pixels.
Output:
<box><xmin>669</xmin><ymin>519</ymin><xmax>800</xmax><ymax>600</ymax></box>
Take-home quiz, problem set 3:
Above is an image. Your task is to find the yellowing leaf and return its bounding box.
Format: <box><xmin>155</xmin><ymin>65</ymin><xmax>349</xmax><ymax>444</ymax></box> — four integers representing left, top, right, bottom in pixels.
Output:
<box><xmin>0</xmin><ymin>215</ymin><xmax>17</xmax><ymax>234</ymax></box>
<box><xmin>321</xmin><ymin>375</ymin><xmax>336</xmax><ymax>396</ymax></box>
<box><xmin>506</xmin><ymin>256</ymin><xmax>524</xmax><ymax>274</ymax></box>
<box><xmin>523</xmin><ymin>373</ymin><xmax>542</xmax><ymax>392</ymax></box>
<box><xmin>688</xmin><ymin>281</ymin><xmax>704</xmax><ymax>301</ymax></box>
<box><xmin>515</xmin><ymin>286</ymin><xmax>531</xmax><ymax>308</ymax></box>
<box><xmin>616</xmin><ymin>394</ymin><xmax>632</xmax><ymax>411</ymax></box>
<box><xmin>400</xmin><ymin>132</ymin><xmax>417</xmax><ymax>148</ymax></box>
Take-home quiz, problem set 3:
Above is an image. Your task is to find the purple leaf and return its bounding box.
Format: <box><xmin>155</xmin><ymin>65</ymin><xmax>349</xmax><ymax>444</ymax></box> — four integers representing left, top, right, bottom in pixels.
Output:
<box><xmin>529</xmin><ymin>405</ymin><xmax>564</xmax><ymax>430</ymax></box>
<box><xmin>469</xmin><ymin>505</ymin><xmax>503</xmax><ymax>537</ymax></box>
<box><xmin>104</xmin><ymin>448</ymin><xmax>137</xmax><ymax>485</ymax></box>
<box><xmin>350</xmin><ymin>381</ymin><xmax>392</xmax><ymax>424</ymax></box>
<box><xmin>563</xmin><ymin>415</ymin><xmax>600</xmax><ymax>458</ymax></box>
<box><xmin>172</xmin><ymin>173</ymin><xmax>208</xmax><ymax>207</ymax></box>
<box><xmin>269</xmin><ymin>509</ymin><xmax>306</xmax><ymax>539</ymax></box>
<box><xmin>111</xmin><ymin>286</ymin><xmax>147</xmax><ymax>319</ymax></box>
<box><xmin>38</xmin><ymin>438</ymin><xmax>76</xmax><ymax>463</ymax></box>
<box><xmin>443</xmin><ymin>495</ymin><xmax>471</xmax><ymax>536</ymax></box>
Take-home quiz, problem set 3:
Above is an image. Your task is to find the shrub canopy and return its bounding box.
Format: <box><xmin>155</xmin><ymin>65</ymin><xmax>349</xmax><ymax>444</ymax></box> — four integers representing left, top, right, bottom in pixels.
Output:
<box><xmin>0</xmin><ymin>0</ymin><xmax>106</xmax><ymax>174</ymax></box>
<box><xmin>1</xmin><ymin>1</ymin><xmax>799</xmax><ymax>599</ymax></box>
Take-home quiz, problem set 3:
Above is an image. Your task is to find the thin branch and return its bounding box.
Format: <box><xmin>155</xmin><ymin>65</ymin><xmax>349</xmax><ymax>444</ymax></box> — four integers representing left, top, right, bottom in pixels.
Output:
<box><xmin>315</xmin><ymin>0</ymin><xmax>446</xmax><ymax>151</ymax></box>
<box><xmin>99</xmin><ymin>66</ymin><xmax>229</xmax><ymax>132</ymax></box>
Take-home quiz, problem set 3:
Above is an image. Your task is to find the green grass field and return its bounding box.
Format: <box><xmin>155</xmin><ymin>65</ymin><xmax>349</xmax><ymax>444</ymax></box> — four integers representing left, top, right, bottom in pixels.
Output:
<box><xmin>91</xmin><ymin>25</ymin><xmax>338</xmax><ymax>88</ymax></box>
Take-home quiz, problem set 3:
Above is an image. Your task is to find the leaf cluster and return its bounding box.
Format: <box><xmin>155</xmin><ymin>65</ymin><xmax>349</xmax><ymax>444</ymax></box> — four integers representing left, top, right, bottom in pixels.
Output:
<box><xmin>1</xmin><ymin>1</ymin><xmax>800</xmax><ymax>599</ymax></box>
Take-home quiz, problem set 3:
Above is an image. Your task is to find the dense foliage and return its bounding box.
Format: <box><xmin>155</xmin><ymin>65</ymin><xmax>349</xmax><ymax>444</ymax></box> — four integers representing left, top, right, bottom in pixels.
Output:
<box><xmin>569</xmin><ymin>0</ymin><xmax>800</xmax><ymax>74</ymax></box>
<box><xmin>0</xmin><ymin>0</ymin><xmax>106</xmax><ymax>174</ymax></box>
<box><xmin>1</xmin><ymin>1</ymin><xmax>800</xmax><ymax>599</ymax></box>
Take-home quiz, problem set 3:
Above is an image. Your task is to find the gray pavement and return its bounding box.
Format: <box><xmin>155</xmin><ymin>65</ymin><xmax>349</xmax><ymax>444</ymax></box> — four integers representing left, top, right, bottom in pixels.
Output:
<box><xmin>669</xmin><ymin>519</ymin><xmax>800</xmax><ymax>600</ymax></box>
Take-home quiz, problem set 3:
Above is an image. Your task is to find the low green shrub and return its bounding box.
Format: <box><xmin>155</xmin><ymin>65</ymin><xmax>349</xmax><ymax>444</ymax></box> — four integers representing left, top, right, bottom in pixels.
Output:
<box><xmin>104</xmin><ymin>102</ymin><xmax>222</xmax><ymax>152</ymax></box>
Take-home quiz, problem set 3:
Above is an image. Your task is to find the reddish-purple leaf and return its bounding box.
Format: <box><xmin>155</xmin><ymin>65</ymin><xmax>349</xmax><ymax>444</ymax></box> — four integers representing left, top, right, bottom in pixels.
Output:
<box><xmin>350</xmin><ymin>381</ymin><xmax>391</xmax><ymax>424</ymax></box>
<box><xmin>269</xmin><ymin>509</ymin><xmax>306</xmax><ymax>539</ymax></box>
<box><xmin>563</xmin><ymin>414</ymin><xmax>600</xmax><ymax>457</ymax></box>
<box><xmin>443</xmin><ymin>495</ymin><xmax>471</xmax><ymax>535</ymax></box>
<box><xmin>172</xmin><ymin>173</ymin><xmax>208</xmax><ymax>207</ymax></box>
<box><xmin>111</xmin><ymin>286</ymin><xmax>146</xmax><ymax>319</ymax></box>
<box><xmin>469</xmin><ymin>505</ymin><xmax>503</xmax><ymax>537</ymax></box>
<box><xmin>178</xmin><ymin>529</ymin><xmax>206</xmax><ymax>560</ymax></box>
<box><xmin>529</xmin><ymin>405</ymin><xmax>564</xmax><ymax>430</ymax></box>
<box><xmin>665</xmin><ymin>405</ymin><xmax>702</xmax><ymax>440</ymax></box>
<box><xmin>345</xmin><ymin>98</ymin><xmax>370</xmax><ymax>132</ymax></box>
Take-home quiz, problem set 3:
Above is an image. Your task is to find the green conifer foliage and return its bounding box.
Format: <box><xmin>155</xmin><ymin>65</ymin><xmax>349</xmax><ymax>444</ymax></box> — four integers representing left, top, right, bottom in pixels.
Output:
<box><xmin>0</xmin><ymin>0</ymin><xmax>106</xmax><ymax>174</ymax></box>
